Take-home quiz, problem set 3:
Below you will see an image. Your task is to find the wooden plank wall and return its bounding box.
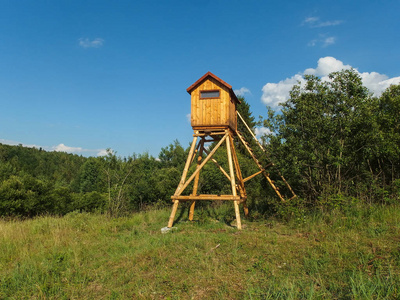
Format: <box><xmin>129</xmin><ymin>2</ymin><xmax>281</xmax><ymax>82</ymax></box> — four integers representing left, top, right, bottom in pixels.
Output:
<box><xmin>229</xmin><ymin>98</ymin><xmax>237</xmax><ymax>131</ymax></box>
<box><xmin>191</xmin><ymin>78</ymin><xmax>236</xmax><ymax>130</ymax></box>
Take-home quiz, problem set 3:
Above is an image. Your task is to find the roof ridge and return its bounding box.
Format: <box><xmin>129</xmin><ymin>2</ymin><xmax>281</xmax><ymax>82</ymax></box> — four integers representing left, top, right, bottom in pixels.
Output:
<box><xmin>186</xmin><ymin>71</ymin><xmax>232</xmax><ymax>93</ymax></box>
<box><xmin>186</xmin><ymin>72</ymin><xmax>240</xmax><ymax>104</ymax></box>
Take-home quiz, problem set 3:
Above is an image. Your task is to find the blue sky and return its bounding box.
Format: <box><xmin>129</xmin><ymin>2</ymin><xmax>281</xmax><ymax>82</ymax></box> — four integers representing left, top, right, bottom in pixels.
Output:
<box><xmin>1</xmin><ymin>0</ymin><xmax>399</xmax><ymax>157</ymax></box>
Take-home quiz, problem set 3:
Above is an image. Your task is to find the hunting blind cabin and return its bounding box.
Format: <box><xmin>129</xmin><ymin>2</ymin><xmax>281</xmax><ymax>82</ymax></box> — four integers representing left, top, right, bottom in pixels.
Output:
<box><xmin>168</xmin><ymin>72</ymin><xmax>296</xmax><ymax>229</ymax></box>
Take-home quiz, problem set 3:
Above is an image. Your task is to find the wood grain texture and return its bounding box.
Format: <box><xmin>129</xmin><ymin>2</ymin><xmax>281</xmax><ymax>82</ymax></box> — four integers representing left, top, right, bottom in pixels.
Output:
<box><xmin>189</xmin><ymin>76</ymin><xmax>237</xmax><ymax>131</ymax></box>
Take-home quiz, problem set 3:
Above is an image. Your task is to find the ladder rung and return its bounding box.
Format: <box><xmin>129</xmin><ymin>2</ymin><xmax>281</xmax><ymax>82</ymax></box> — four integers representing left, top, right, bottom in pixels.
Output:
<box><xmin>264</xmin><ymin>162</ymin><xmax>273</xmax><ymax>169</ymax></box>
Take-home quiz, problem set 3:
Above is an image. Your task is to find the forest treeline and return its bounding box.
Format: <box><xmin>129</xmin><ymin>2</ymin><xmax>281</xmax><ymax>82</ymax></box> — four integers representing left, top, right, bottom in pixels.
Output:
<box><xmin>1</xmin><ymin>69</ymin><xmax>399</xmax><ymax>218</ymax></box>
<box><xmin>0</xmin><ymin>142</ymin><xmax>186</xmax><ymax>217</ymax></box>
<box><xmin>0</xmin><ymin>97</ymin><xmax>267</xmax><ymax>217</ymax></box>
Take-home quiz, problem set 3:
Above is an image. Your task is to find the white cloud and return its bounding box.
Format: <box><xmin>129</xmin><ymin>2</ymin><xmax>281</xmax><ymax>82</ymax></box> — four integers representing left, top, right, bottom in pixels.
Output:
<box><xmin>52</xmin><ymin>143</ymin><xmax>107</xmax><ymax>156</ymax></box>
<box><xmin>303</xmin><ymin>16</ymin><xmax>344</xmax><ymax>28</ymax></box>
<box><xmin>234</xmin><ymin>87</ymin><xmax>251</xmax><ymax>97</ymax></box>
<box><xmin>360</xmin><ymin>72</ymin><xmax>400</xmax><ymax>96</ymax></box>
<box><xmin>0</xmin><ymin>139</ymin><xmax>44</xmax><ymax>149</ymax></box>
<box><xmin>307</xmin><ymin>34</ymin><xmax>336</xmax><ymax>48</ymax></box>
<box><xmin>0</xmin><ymin>139</ymin><xmax>106</xmax><ymax>157</ymax></box>
<box><xmin>1</xmin><ymin>139</ymin><xmax>24</xmax><ymax>146</ymax></box>
<box><xmin>53</xmin><ymin>143</ymin><xmax>83</xmax><ymax>153</ymax></box>
<box><xmin>304</xmin><ymin>56</ymin><xmax>351</xmax><ymax>77</ymax></box>
<box><xmin>323</xmin><ymin>37</ymin><xmax>336</xmax><ymax>47</ymax></box>
<box><xmin>303</xmin><ymin>17</ymin><xmax>319</xmax><ymax>25</ymax></box>
<box><xmin>261</xmin><ymin>74</ymin><xmax>305</xmax><ymax>107</ymax></box>
<box><xmin>79</xmin><ymin>38</ymin><xmax>104</xmax><ymax>48</ymax></box>
<box><xmin>186</xmin><ymin>113</ymin><xmax>191</xmax><ymax>123</ymax></box>
<box><xmin>315</xmin><ymin>20</ymin><xmax>344</xmax><ymax>27</ymax></box>
<box><xmin>97</xmin><ymin>149</ymin><xmax>109</xmax><ymax>156</ymax></box>
<box><xmin>303</xmin><ymin>17</ymin><xmax>343</xmax><ymax>47</ymax></box>
<box><xmin>261</xmin><ymin>56</ymin><xmax>400</xmax><ymax>108</ymax></box>
<box><xmin>255</xmin><ymin>127</ymin><xmax>272</xmax><ymax>137</ymax></box>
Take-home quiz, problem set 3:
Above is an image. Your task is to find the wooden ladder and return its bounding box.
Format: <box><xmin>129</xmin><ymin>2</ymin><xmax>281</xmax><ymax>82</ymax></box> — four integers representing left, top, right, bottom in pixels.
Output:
<box><xmin>236</xmin><ymin>112</ymin><xmax>296</xmax><ymax>202</ymax></box>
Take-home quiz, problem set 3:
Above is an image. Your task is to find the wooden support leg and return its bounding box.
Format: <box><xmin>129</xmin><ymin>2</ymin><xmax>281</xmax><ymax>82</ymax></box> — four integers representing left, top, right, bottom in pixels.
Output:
<box><xmin>189</xmin><ymin>140</ymin><xmax>204</xmax><ymax>221</ymax></box>
<box><xmin>229</xmin><ymin>133</ymin><xmax>248</xmax><ymax>220</ymax></box>
<box><xmin>243</xmin><ymin>201</ymin><xmax>249</xmax><ymax>217</ymax></box>
<box><xmin>168</xmin><ymin>136</ymin><xmax>198</xmax><ymax>228</ymax></box>
<box><xmin>168</xmin><ymin>200</ymin><xmax>179</xmax><ymax>228</ymax></box>
<box><xmin>234</xmin><ymin>200</ymin><xmax>241</xmax><ymax>229</ymax></box>
<box><xmin>188</xmin><ymin>201</ymin><xmax>196</xmax><ymax>221</ymax></box>
<box><xmin>226</xmin><ymin>133</ymin><xmax>241</xmax><ymax>230</ymax></box>
<box><xmin>229</xmin><ymin>134</ymin><xmax>246</xmax><ymax>198</ymax></box>
<box><xmin>174</xmin><ymin>135</ymin><xmax>198</xmax><ymax>196</ymax></box>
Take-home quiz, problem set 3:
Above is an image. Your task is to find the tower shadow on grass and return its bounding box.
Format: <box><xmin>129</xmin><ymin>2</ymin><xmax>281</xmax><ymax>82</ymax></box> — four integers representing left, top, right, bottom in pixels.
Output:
<box><xmin>172</xmin><ymin>202</ymin><xmax>242</xmax><ymax>228</ymax></box>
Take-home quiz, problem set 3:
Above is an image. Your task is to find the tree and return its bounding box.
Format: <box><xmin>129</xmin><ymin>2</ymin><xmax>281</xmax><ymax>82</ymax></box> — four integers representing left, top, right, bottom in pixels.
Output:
<box><xmin>77</xmin><ymin>158</ymin><xmax>104</xmax><ymax>193</ymax></box>
<box><xmin>158</xmin><ymin>140</ymin><xmax>186</xmax><ymax>169</ymax></box>
<box><xmin>103</xmin><ymin>149</ymin><xmax>134</xmax><ymax>216</ymax></box>
<box><xmin>263</xmin><ymin>69</ymin><xmax>381</xmax><ymax>203</ymax></box>
<box><xmin>376</xmin><ymin>84</ymin><xmax>400</xmax><ymax>192</ymax></box>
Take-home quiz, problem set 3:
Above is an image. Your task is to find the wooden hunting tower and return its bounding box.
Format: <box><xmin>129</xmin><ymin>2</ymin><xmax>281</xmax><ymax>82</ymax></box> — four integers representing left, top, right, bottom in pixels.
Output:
<box><xmin>167</xmin><ymin>72</ymin><xmax>296</xmax><ymax>230</ymax></box>
<box><xmin>187</xmin><ymin>71</ymin><xmax>240</xmax><ymax>131</ymax></box>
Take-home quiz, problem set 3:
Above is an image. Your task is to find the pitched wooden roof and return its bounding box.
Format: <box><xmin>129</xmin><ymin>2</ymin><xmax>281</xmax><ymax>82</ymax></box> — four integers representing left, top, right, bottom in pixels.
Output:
<box><xmin>186</xmin><ymin>71</ymin><xmax>240</xmax><ymax>103</ymax></box>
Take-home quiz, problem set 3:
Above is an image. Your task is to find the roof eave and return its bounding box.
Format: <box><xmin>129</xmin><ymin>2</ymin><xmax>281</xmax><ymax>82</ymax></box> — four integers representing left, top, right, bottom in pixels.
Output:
<box><xmin>186</xmin><ymin>71</ymin><xmax>232</xmax><ymax>94</ymax></box>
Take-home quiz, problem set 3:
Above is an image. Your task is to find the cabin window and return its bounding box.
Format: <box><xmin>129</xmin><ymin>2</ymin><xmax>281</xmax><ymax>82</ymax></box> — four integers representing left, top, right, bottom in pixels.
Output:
<box><xmin>200</xmin><ymin>90</ymin><xmax>220</xmax><ymax>99</ymax></box>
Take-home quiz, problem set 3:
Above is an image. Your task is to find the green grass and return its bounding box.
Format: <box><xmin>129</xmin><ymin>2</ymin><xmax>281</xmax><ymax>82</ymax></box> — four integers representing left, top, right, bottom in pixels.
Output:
<box><xmin>1</xmin><ymin>203</ymin><xmax>399</xmax><ymax>299</ymax></box>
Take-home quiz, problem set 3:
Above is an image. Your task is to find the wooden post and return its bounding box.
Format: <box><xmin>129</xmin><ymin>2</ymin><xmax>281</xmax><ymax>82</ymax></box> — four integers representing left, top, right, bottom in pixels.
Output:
<box><xmin>174</xmin><ymin>135</ymin><xmax>198</xmax><ymax>196</ymax></box>
<box><xmin>188</xmin><ymin>201</ymin><xmax>196</xmax><ymax>221</ymax></box>
<box><xmin>226</xmin><ymin>132</ymin><xmax>241</xmax><ymax>229</ymax></box>
<box><xmin>229</xmin><ymin>133</ymin><xmax>248</xmax><ymax>217</ymax></box>
<box><xmin>189</xmin><ymin>139</ymin><xmax>204</xmax><ymax>221</ymax></box>
<box><xmin>168</xmin><ymin>136</ymin><xmax>198</xmax><ymax>228</ymax></box>
<box><xmin>168</xmin><ymin>200</ymin><xmax>179</xmax><ymax>228</ymax></box>
<box><xmin>243</xmin><ymin>201</ymin><xmax>249</xmax><ymax>217</ymax></box>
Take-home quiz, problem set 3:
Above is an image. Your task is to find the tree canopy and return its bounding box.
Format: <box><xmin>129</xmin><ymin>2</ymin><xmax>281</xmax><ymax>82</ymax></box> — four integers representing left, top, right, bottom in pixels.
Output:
<box><xmin>263</xmin><ymin>69</ymin><xmax>400</xmax><ymax>206</ymax></box>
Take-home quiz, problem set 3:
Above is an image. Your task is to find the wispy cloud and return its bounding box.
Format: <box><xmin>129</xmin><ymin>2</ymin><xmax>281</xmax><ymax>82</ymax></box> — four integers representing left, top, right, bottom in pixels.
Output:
<box><xmin>308</xmin><ymin>34</ymin><xmax>336</xmax><ymax>47</ymax></box>
<box><xmin>323</xmin><ymin>36</ymin><xmax>336</xmax><ymax>47</ymax></box>
<box><xmin>0</xmin><ymin>139</ymin><xmax>41</xmax><ymax>148</ymax></box>
<box><xmin>53</xmin><ymin>143</ymin><xmax>83</xmax><ymax>153</ymax></box>
<box><xmin>52</xmin><ymin>143</ymin><xmax>107</xmax><ymax>156</ymax></box>
<box><xmin>307</xmin><ymin>39</ymin><xmax>318</xmax><ymax>47</ymax></box>
<box><xmin>317</xmin><ymin>20</ymin><xmax>344</xmax><ymax>27</ymax></box>
<box><xmin>261</xmin><ymin>56</ymin><xmax>400</xmax><ymax>108</ymax></box>
<box><xmin>303</xmin><ymin>17</ymin><xmax>319</xmax><ymax>25</ymax></box>
<box><xmin>78</xmin><ymin>38</ymin><xmax>105</xmax><ymax>48</ymax></box>
<box><xmin>303</xmin><ymin>16</ymin><xmax>342</xmax><ymax>47</ymax></box>
<box><xmin>0</xmin><ymin>139</ymin><xmax>107</xmax><ymax>157</ymax></box>
<box><xmin>234</xmin><ymin>87</ymin><xmax>251</xmax><ymax>97</ymax></box>
<box><xmin>302</xmin><ymin>16</ymin><xmax>344</xmax><ymax>28</ymax></box>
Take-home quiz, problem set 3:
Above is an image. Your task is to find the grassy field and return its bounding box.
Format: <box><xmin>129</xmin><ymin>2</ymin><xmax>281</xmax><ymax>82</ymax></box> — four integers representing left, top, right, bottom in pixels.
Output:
<box><xmin>1</xmin><ymin>203</ymin><xmax>399</xmax><ymax>299</ymax></box>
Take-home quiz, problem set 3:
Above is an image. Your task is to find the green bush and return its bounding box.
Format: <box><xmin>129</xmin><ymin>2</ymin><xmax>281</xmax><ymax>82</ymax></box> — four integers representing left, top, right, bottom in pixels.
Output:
<box><xmin>0</xmin><ymin>175</ymin><xmax>54</xmax><ymax>217</ymax></box>
<box><xmin>72</xmin><ymin>191</ymin><xmax>107</xmax><ymax>213</ymax></box>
